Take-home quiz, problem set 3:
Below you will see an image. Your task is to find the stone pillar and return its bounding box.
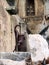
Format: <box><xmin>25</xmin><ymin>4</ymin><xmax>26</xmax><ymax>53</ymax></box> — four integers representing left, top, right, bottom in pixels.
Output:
<box><xmin>34</xmin><ymin>0</ymin><xmax>38</xmax><ymax>15</ymax></box>
<box><xmin>18</xmin><ymin>0</ymin><xmax>26</xmax><ymax>17</ymax></box>
<box><xmin>0</xmin><ymin>7</ymin><xmax>12</xmax><ymax>52</ymax></box>
<box><xmin>34</xmin><ymin>0</ymin><xmax>44</xmax><ymax>16</ymax></box>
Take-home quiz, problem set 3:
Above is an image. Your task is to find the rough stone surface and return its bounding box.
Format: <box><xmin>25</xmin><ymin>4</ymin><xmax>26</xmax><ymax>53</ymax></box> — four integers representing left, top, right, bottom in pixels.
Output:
<box><xmin>0</xmin><ymin>52</ymin><xmax>31</xmax><ymax>65</ymax></box>
<box><xmin>27</xmin><ymin>17</ymin><xmax>48</xmax><ymax>34</ymax></box>
<box><xmin>0</xmin><ymin>59</ymin><xmax>26</xmax><ymax>65</ymax></box>
<box><xmin>0</xmin><ymin>0</ymin><xmax>10</xmax><ymax>9</ymax></box>
<box><xmin>0</xmin><ymin>1</ymin><xmax>15</xmax><ymax>52</ymax></box>
<box><xmin>18</xmin><ymin>0</ymin><xmax>26</xmax><ymax>17</ymax></box>
<box><xmin>37</xmin><ymin>0</ymin><xmax>44</xmax><ymax>16</ymax></box>
<box><xmin>27</xmin><ymin>34</ymin><xmax>49</xmax><ymax>62</ymax></box>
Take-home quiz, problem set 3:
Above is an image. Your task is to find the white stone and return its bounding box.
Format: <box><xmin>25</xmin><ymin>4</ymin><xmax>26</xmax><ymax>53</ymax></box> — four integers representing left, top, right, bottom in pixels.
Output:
<box><xmin>0</xmin><ymin>59</ymin><xmax>26</xmax><ymax>65</ymax></box>
<box><xmin>27</xmin><ymin>34</ymin><xmax>49</xmax><ymax>62</ymax></box>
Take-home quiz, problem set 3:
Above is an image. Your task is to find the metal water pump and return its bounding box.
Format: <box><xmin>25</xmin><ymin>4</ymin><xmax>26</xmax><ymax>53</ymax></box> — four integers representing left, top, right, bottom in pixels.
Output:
<box><xmin>14</xmin><ymin>22</ymin><xmax>27</xmax><ymax>51</ymax></box>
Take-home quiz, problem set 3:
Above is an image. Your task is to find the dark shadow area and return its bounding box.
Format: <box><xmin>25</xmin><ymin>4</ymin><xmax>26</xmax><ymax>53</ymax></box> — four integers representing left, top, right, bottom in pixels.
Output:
<box><xmin>27</xmin><ymin>27</ymin><xmax>32</xmax><ymax>34</ymax></box>
<box><xmin>46</xmin><ymin>37</ymin><xmax>49</xmax><ymax>45</ymax></box>
<box><xmin>14</xmin><ymin>25</ymin><xmax>27</xmax><ymax>52</ymax></box>
<box><xmin>6</xmin><ymin>9</ymin><xmax>17</xmax><ymax>15</ymax></box>
<box><xmin>45</xmin><ymin>16</ymin><xmax>49</xmax><ymax>20</ymax></box>
<box><xmin>39</xmin><ymin>25</ymin><xmax>49</xmax><ymax>46</ymax></box>
<box><xmin>39</xmin><ymin>25</ymin><xmax>49</xmax><ymax>35</ymax></box>
<box><xmin>26</xmin><ymin>0</ymin><xmax>35</xmax><ymax>16</ymax></box>
<box><xmin>27</xmin><ymin>0</ymin><xmax>34</xmax><ymax>5</ymax></box>
<box><xmin>6</xmin><ymin>0</ymin><xmax>15</xmax><ymax>6</ymax></box>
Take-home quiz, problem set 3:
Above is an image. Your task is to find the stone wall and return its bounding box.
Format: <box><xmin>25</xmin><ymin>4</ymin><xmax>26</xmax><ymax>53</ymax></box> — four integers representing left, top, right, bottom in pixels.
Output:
<box><xmin>37</xmin><ymin>0</ymin><xmax>44</xmax><ymax>16</ymax></box>
<box><xmin>0</xmin><ymin>0</ymin><xmax>16</xmax><ymax>52</ymax></box>
<box><xmin>18</xmin><ymin>0</ymin><xmax>26</xmax><ymax>17</ymax></box>
<box><xmin>34</xmin><ymin>0</ymin><xmax>44</xmax><ymax>16</ymax></box>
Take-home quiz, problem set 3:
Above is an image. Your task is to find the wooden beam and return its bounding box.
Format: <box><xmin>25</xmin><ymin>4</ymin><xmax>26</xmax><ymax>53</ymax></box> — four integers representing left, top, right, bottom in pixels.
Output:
<box><xmin>34</xmin><ymin>0</ymin><xmax>38</xmax><ymax>15</ymax></box>
<box><xmin>21</xmin><ymin>15</ymin><xmax>43</xmax><ymax>19</ymax></box>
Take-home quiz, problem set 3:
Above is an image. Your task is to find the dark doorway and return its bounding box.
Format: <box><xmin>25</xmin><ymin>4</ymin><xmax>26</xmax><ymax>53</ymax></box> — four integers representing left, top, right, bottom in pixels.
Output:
<box><xmin>26</xmin><ymin>0</ymin><xmax>35</xmax><ymax>16</ymax></box>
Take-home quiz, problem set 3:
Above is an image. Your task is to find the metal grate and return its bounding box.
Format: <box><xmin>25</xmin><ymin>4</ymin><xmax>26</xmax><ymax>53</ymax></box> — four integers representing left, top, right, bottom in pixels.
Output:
<box><xmin>26</xmin><ymin>0</ymin><xmax>35</xmax><ymax>16</ymax></box>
